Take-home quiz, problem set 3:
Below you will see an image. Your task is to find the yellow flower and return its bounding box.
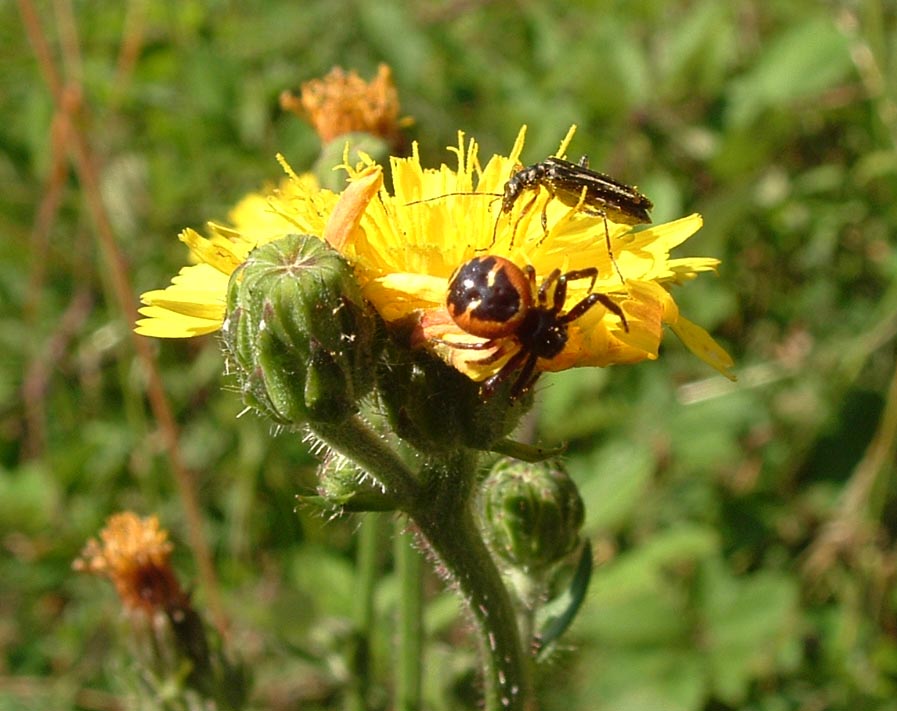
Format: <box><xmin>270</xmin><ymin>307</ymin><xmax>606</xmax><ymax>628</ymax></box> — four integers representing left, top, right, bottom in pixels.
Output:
<box><xmin>137</xmin><ymin>126</ymin><xmax>734</xmax><ymax>385</ymax></box>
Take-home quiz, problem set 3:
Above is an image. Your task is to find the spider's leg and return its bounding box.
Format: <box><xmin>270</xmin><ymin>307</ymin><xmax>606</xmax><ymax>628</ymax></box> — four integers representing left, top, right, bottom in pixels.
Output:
<box><xmin>434</xmin><ymin>336</ymin><xmax>518</xmax><ymax>368</ymax></box>
<box><xmin>522</xmin><ymin>264</ymin><xmax>538</xmax><ymax>297</ymax></box>
<box><xmin>537</xmin><ymin>268</ymin><xmax>562</xmax><ymax>309</ymax></box>
<box><xmin>432</xmin><ymin>337</ymin><xmax>497</xmax><ymax>351</ymax></box>
<box><xmin>559</xmin><ymin>293</ymin><xmax>629</xmax><ymax>332</ymax></box>
<box><xmin>509</xmin><ymin>352</ymin><xmax>542</xmax><ymax>399</ymax></box>
<box><xmin>560</xmin><ymin>267</ymin><xmax>599</xmax><ymax>294</ymax></box>
<box><xmin>548</xmin><ymin>270</ymin><xmax>567</xmax><ymax>311</ymax></box>
<box><xmin>480</xmin><ymin>347</ymin><xmax>529</xmax><ymax>397</ymax></box>
<box><xmin>473</xmin><ymin>340</ymin><xmax>516</xmax><ymax>366</ymax></box>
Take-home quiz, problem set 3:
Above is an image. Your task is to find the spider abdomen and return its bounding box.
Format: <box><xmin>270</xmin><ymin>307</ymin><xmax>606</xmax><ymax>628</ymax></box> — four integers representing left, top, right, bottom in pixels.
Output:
<box><xmin>446</xmin><ymin>255</ymin><xmax>532</xmax><ymax>339</ymax></box>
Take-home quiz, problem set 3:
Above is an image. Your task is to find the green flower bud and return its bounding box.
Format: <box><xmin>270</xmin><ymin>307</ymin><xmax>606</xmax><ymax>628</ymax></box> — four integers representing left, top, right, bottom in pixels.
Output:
<box><xmin>314</xmin><ymin>453</ymin><xmax>399</xmax><ymax>512</ymax></box>
<box><xmin>375</xmin><ymin>328</ymin><xmax>529</xmax><ymax>454</ymax></box>
<box><xmin>478</xmin><ymin>459</ymin><xmax>585</xmax><ymax>571</ymax></box>
<box><xmin>221</xmin><ymin>234</ymin><xmax>377</xmax><ymax>426</ymax></box>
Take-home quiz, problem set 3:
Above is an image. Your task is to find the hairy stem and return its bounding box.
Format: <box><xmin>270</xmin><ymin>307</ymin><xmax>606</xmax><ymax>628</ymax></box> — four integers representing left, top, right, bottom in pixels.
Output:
<box><xmin>411</xmin><ymin>453</ymin><xmax>532</xmax><ymax>711</ymax></box>
<box><xmin>310</xmin><ymin>415</ymin><xmax>419</xmax><ymax>508</ymax></box>
<box><xmin>308</xmin><ymin>422</ymin><xmax>531</xmax><ymax>709</ymax></box>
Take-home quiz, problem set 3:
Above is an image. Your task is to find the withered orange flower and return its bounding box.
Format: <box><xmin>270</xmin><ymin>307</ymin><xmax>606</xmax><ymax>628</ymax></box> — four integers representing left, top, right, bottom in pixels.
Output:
<box><xmin>73</xmin><ymin>512</ymin><xmax>188</xmax><ymax>614</ymax></box>
<box><xmin>280</xmin><ymin>63</ymin><xmax>408</xmax><ymax>150</ymax></box>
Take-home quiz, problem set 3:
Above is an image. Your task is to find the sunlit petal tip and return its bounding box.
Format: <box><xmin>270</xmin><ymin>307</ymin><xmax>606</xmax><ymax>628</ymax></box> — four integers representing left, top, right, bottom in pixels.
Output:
<box><xmin>178</xmin><ymin>228</ymin><xmax>244</xmax><ymax>274</ymax></box>
<box><xmin>669</xmin><ymin>315</ymin><xmax>737</xmax><ymax>381</ymax></box>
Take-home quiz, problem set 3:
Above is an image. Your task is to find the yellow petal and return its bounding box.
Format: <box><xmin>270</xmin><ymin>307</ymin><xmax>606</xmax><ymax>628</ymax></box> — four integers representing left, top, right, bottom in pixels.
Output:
<box><xmin>138</xmin><ymin>290</ymin><xmax>226</xmax><ymax>320</ymax></box>
<box><xmin>179</xmin><ymin>228</ymin><xmax>244</xmax><ymax>275</ymax></box>
<box><xmin>135</xmin><ymin>307</ymin><xmax>222</xmax><ymax>337</ymax></box>
<box><xmin>669</xmin><ymin>315</ymin><xmax>736</xmax><ymax>380</ymax></box>
<box><xmin>325</xmin><ymin>165</ymin><xmax>383</xmax><ymax>251</ymax></box>
<box><xmin>364</xmin><ymin>273</ymin><xmax>446</xmax><ymax>321</ymax></box>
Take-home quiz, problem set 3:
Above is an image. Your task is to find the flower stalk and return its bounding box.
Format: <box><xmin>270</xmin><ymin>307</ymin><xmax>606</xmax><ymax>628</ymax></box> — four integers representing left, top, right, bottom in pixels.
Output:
<box><xmin>395</xmin><ymin>520</ymin><xmax>424</xmax><ymax>711</ymax></box>
<box><xmin>347</xmin><ymin>513</ymin><xmax>381</xmax><ymax>711</ymax></box>
<box><xmin>310</xmin><ymin>411</ymin><xmax>531</xmax><ymax>709</ymax></box>
<box><xmin>311</xmin><ymin>416</ymin><xmax>419</xmax><ymax>508</ymax></box>
<box><xmin>412</xmin><ymin>452</ymin><xmax>532</xmax><ymax>711</ymax></box>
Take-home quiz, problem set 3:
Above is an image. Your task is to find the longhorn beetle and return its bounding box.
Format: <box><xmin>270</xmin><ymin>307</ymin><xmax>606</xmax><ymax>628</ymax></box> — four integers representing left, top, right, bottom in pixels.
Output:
<box><xmin>494</xmin><ymin>156</ymin><xmax>653</xmax><ymax>279</ymax></box>
<box><xmin>407</xmin><ymin>155</ymin><xmax>653</xmax><ymax>280</ymax></box>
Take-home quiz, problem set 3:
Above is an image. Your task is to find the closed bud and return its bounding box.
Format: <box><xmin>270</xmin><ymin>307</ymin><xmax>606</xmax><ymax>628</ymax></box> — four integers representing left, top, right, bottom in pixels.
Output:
<box><xmin>222</xmin><ymin>234</ymin><xmax>377</xmax><ymax>426</ymax></box>
<box><xmin>479</xmin><ymin>459</ymin><xmax>585</xmax><ymax>571</ymax></box>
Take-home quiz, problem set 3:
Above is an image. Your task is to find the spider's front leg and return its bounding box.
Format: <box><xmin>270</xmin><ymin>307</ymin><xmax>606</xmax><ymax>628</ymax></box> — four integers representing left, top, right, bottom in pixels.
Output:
<box><xmin>560</xmin><ymin>292</ymin><xmax>629</xmax><ymax>332</ymax></box>
<box><xmin>481</xmin><ymin>348</ymin><xmax>534</xmax><ymax>398</ymax></box>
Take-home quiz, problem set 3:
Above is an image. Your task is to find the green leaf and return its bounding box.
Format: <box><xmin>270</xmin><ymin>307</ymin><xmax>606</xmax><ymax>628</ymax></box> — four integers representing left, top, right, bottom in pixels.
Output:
<box><xmin>699</xmin><ymin>558</ymin><xmax>802</xmax><ymax>704</ymax></box>
<box><xmin>592</xmin><ymin>524</ymin><xmax>718</xmax><ymax>599</ymax></box>
<box><xmin>726</xmin><ymin>16</ymin><xmax>853</xmax><ymax>128</ymax></box>
<box><xmin>577</xmin><ymin>440</ymin><xmax>654</xmax><ymax>532</ymax></box>
<box><xmin>576</xmin><ymin>645</ymin><xmax>706</xmax><ymax>711</ymax></box>
<box><xmin>535</xmin><ymin>540</ymin><xmax>593</xmax><ymax>659</ymax></box>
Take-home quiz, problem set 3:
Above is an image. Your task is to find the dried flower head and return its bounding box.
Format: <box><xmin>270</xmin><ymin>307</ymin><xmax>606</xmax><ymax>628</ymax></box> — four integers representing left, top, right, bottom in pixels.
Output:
<box><xmin>73</xmin><ymin>512</ymin><xmax>188</xmax><ymax>614</ymax></box>
<box><xmin>280</xmin><ymin>63</ymin><xmax>408</xmax><ymax>149</ymax></box>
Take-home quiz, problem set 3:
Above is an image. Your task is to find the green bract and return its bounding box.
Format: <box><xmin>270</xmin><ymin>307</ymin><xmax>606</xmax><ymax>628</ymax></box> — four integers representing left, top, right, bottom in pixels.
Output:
<box><xmin>222</xmin><ymin>234</ymin><xmax>377</xmax><ymax>425</ymax></box>
<box><xmin>315</xmin><ymin>454</ymin><xmax>399</xmax><ymax>512</ymax></box>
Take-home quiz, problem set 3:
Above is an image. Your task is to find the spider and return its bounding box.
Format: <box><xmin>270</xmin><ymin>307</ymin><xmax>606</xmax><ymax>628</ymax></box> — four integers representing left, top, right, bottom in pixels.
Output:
<box><xmin>443</xmin><ymin>255</ymin><xmax>629</xmax><ymax>398</ymax></box>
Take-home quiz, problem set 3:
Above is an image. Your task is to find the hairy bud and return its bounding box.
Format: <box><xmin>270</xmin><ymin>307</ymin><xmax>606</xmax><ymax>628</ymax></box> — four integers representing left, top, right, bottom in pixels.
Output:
<box><xmin>479</xmin><ymin>459</ymin><xmax>585</xmax><ymax>571</ymax></box>
<box><xmin>222</xmin><ymin>234</ymin><xmax>377</xmax><ymax>425</ymax></box>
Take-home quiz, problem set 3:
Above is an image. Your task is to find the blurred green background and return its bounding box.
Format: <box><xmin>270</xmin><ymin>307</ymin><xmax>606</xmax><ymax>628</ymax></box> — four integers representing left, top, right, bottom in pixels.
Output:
<box><xmin>3</xmin><ymin>1</ymin><xmax>897</xmax><ymax>710</ymax></box>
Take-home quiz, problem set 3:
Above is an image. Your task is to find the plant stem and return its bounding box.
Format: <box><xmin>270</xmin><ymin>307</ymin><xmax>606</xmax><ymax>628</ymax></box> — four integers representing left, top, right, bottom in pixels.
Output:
<box><xmin>347</xmin><ymin>513</ymin><xmax>381</xmax><ymax>711</ymax></box>
<box><xmin>412</xmin><ymin>453</ymin><xmax>532</xmax><ymax>711</ymax></box>
<box><xmin>311</xmin><ymin>415</ymin><xmax>419</xmax><ymax>508</ymax></box>
<box><xmin>395</xmin><ymin>520</ymin><xmax>423</xmax><ymax>711</ymax></box>
<box><xmin>308</xmin><ymin>421</ymin><xmax>530</xmax><ymax>709</ymax></box>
